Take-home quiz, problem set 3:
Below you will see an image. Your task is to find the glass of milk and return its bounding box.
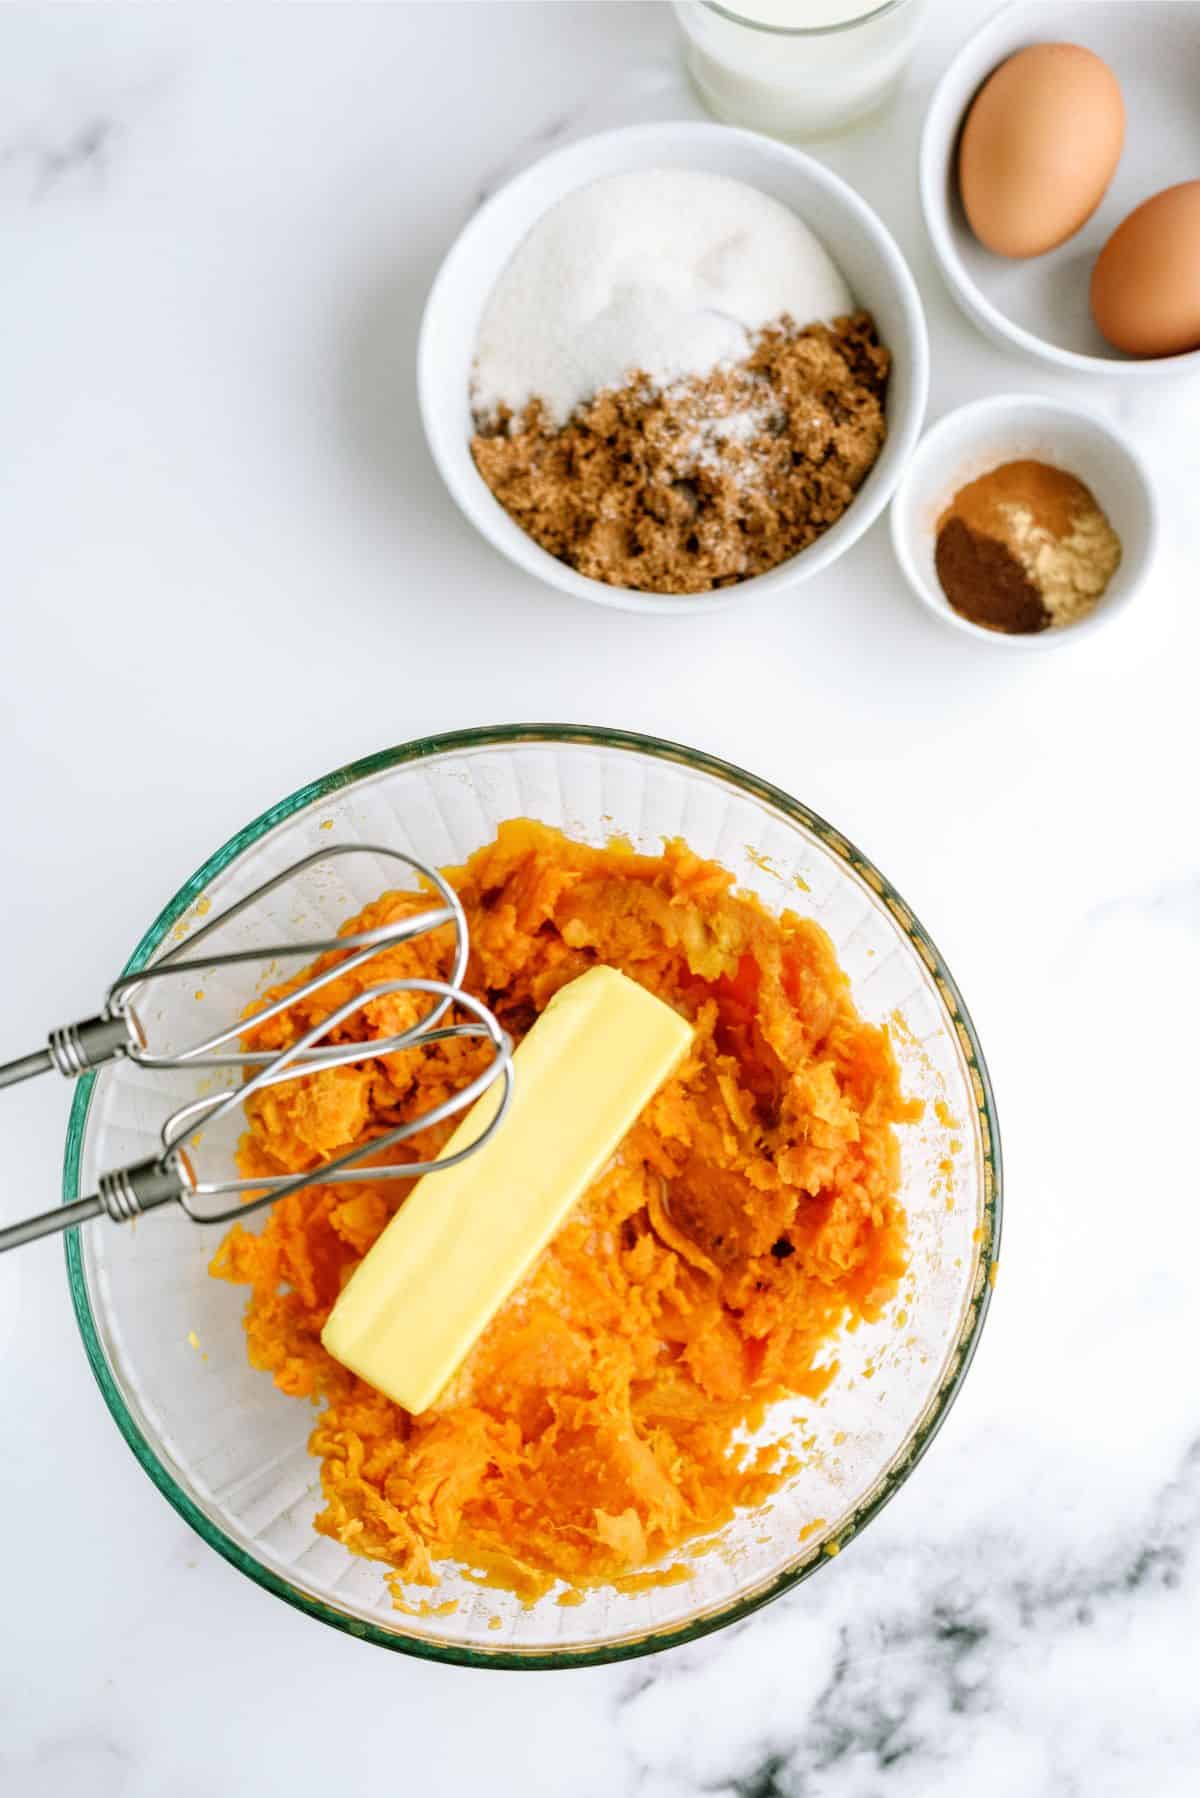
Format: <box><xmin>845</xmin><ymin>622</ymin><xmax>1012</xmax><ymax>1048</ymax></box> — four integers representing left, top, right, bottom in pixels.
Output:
<box><xmin>675</xmin><ymin>0</ymin><xmax>926</xmax><ymax>138</ymax></box>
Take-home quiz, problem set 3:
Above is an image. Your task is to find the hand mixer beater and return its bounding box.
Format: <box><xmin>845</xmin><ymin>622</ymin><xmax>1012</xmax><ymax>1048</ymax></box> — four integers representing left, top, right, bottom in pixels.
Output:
<box><xmin>0</xmin><ymin>844</ymin><xmax>514</xmax><ymax>1255</ymax></box>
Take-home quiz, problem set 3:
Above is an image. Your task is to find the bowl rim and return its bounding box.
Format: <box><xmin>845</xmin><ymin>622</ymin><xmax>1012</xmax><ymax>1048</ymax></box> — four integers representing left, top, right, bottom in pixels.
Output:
<box><xmin>889</xmin><ymin>391</ymin><xmax>1159</xmax><ymax>649</ymax></box>
<box><xmin>696</xmin><ymin>0</ymin><xmax>917</xmax><ymax>40</ymax></box>
<box><xmin>417</xmin><ymin>119</ymin><xmax>929</xmax><ymax>616</ymax></box>
<box><xmin>65</xmin><ymin>723</ymin><xmax>1001</xmax><ymax>1669</ymax></box>
<box><xmin>918</xmin><ymin>0</ymin><xmax>1200</xmax><ymax>379</ymax></box>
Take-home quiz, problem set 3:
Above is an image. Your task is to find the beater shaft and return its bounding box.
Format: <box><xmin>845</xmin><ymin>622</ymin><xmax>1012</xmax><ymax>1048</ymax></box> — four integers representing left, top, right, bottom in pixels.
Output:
<box><xmin>0</xmin><ymin>1196</ymin><xmax>105</xmax><ymax>1252</ymax></box>
<box><xmin>0</xmin><ymin>1161</ymin><xmax>183</xmax><ymax>1254</ymax></box>
<box><xmin>0</xmin><ymin>1048</ymin><xmax>54</xmax><ymax>1090</ymax></box>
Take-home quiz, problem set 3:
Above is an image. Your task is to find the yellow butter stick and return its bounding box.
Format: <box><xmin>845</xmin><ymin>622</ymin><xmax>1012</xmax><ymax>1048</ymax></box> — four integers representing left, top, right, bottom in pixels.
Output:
<box><xmin>321</xmin><ymin>965</ymin><xmax>693</xmax><ymax>1413</ymax></box>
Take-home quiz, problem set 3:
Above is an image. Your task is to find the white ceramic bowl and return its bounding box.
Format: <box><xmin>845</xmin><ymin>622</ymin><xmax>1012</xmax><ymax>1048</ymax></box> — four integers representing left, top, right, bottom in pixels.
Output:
<box><xmin>920</xmin><ymin>0</ymin><xmax>1200</xmax><ymax>379</ymax></box>
<box><xmin>890</xmin><ymin>394</ymin><xmax>1157</xmax><ymax>649</ymax></box>
<box><xmin>419</xmin><ymin>121</ymin><xmax>928</xmax><ymax>616</ymax></box>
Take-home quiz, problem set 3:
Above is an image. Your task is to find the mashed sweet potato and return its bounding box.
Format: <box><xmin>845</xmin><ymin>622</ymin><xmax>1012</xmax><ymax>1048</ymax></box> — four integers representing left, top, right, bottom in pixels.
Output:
<box><xmin>210</xmin><ymin>821</ymin><xmax>917</xmax><ymax>1599</ymax></box>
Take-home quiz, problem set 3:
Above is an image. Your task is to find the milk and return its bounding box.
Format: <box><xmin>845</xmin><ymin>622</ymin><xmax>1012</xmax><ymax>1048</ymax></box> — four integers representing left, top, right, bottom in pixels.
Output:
<box><xmin>674</xmin><ymin>0</ymin><xmax>926</xmax><ymax>138</ymax></box>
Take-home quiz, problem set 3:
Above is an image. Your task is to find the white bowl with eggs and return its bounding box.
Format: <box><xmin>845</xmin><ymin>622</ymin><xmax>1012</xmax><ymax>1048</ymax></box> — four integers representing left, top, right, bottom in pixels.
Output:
<box><xmin>419</xmin><ymin>120</ymin><xmax>928</xmax><ymax>616</ymax></box>
<box><xmin>890</xmin><ymin>394</ymin><xmax>1158</xmax><ymax>649</ymax></box>
<box><xmin>920</xmin><ymin>0</ymin><xmax>1200</xmax><ymax>378</ymax></box>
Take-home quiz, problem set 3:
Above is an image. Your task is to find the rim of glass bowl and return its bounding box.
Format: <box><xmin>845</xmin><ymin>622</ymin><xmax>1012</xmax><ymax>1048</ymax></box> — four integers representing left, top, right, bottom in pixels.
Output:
<box><xmin>65</xmin><ymin>723</ymin><xmax>1002</xmax><ymax>1670</ymax></box>
<box><xmin>697</xmin><ymin>0</ymin><xmax>915</xmax><ymax>38</ymax></box>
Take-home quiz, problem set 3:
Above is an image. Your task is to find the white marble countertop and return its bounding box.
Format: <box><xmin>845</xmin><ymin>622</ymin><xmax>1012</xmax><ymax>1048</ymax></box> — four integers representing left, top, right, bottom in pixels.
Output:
<box><xmin>2</xmin><ymin>3</ymin><xmax>1198</xmax><ymax>1793</ymax></box>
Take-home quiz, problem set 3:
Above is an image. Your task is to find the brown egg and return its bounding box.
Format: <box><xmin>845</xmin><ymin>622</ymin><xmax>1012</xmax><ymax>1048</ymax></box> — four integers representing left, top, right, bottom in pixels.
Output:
<box><xmin>959</xmin><ymin>43</ymin><xmax>1125</xmax><ymax>259</ymax></box>
<box><xmin>1090</xmin><ymin>181</ymin><xmax>1200</xmax><ymax>357</ymax></box>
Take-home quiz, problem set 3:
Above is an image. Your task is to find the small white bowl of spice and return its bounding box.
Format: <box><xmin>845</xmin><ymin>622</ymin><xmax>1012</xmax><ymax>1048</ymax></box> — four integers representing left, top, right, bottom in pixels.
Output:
<box><xmin>889</xmin><ymin>395</ymin><xmax>1157</xmax><ymax>648</ymax></box>
<box><xmin>419</xmin><ymin>121</ymin><xmax>927</xmax><ymax>615</ymax></box>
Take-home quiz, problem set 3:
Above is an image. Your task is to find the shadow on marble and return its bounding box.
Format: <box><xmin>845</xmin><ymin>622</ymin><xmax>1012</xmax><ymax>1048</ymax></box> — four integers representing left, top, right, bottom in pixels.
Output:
<box><xmin>334</xmin><ymin>255</ymin><xmax>465</xmax><ymax>540</ymax></box>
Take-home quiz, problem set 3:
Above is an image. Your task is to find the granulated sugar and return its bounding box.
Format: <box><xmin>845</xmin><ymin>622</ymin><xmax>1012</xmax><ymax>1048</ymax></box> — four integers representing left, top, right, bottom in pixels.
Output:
<box><xmin>472</xmin><ymin>168</ymin><xmax>854</xmax><ymax>428</ymax></box>
<box><xmin>658</xmin><ymin>374</ymin><xmax>782</xmax><ymax>489</ymax></box>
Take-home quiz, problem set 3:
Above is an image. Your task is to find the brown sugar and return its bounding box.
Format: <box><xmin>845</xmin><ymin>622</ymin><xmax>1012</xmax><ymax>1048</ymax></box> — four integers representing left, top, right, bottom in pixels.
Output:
<box><xmin>470</xmin><ymin>314</ymin><xmax>890</xmax><ymax>595</ymax></box>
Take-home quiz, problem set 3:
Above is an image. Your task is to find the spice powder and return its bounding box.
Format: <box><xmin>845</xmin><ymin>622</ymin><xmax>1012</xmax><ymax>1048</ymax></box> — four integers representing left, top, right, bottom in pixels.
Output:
<box><xmin>934</xmin><ymin>459</ymin><xmax>1122</xmax><ymax>635</ymax></box>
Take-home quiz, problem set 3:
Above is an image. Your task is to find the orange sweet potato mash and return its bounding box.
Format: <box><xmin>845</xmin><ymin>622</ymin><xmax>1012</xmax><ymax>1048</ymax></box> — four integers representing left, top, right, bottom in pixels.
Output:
<box><xmin>211</xmin><ymin>821</ymin><xmax>917</xmax><ymax>1599</ymax></box>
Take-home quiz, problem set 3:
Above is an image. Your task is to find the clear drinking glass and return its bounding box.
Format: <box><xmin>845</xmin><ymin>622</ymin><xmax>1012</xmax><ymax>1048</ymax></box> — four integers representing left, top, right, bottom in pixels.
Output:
<box><xmin>66</xmin><ymin>726</ymin><xmax>999</xmax><ymax>1667</ymax></box>
<box><xmin>675</xmin><ymin>0</ymin><xmax>926</xmax><ymax>139</ymax></box>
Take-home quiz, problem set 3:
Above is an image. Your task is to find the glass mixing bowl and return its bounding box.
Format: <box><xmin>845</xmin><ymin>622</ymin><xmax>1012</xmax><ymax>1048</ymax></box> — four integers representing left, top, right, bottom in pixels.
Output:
<box><xmin>66</xmin><ymin>726</ymin><xmax>1000</xmax><ymax>1667</ymax></box>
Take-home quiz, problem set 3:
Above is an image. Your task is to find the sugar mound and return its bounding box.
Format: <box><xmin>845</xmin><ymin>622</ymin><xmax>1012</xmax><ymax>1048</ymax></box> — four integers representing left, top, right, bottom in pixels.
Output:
<box><xmin>472</xmin><ymin>167</ymin><xmax>854</xmax><ymax>427</ymax></box>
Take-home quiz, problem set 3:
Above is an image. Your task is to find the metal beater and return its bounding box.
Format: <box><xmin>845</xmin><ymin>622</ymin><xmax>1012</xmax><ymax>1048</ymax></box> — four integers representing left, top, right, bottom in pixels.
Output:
<box><xmin>0</xmin><ymin>844</ymin><xmax>514</xmax><ymax>1255</ymax></box>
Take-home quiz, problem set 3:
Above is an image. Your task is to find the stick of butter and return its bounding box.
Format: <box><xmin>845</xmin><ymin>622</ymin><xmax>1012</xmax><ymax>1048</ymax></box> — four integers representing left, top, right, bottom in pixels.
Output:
<box><xmin>321</xmin><ymin>965</ymin><xmax>693</xmax><ymax>1414</ymax></box>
